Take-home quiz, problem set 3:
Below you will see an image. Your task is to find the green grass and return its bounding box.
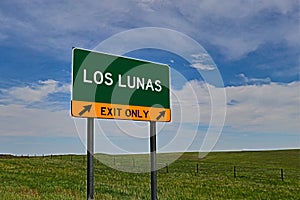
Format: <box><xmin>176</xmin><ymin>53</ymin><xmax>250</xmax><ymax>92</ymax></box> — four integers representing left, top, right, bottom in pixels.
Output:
<box><xmin>0</xmin><ymin>149</ymin><xmax>299</xmax><ymax>199</ymax></box>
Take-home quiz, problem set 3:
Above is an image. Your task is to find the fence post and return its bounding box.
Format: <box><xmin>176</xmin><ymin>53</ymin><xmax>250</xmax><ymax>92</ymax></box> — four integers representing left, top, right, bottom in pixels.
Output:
<box><xmin>281</xmin><ymin>169</ymin><xmax>284</xmax><ymax>181</ymax></box>
<box><xmin>133</xmin><ymin>158</ymin><xmax>135</xmax><ymax>168</ymax></box>
<box><xmin>234</xmin><ymin>166</ymin><xmax>236</xmax><ymax>178</ymax></box>
<box><xmin>166</xmin><ymin>163</ymin><xmax>169</xmax><ymax>173</ymax></box>
<box><xmin>196</xmin><ymin>163</ymin><xmax>199</xmax><ymax>174</ymax></box>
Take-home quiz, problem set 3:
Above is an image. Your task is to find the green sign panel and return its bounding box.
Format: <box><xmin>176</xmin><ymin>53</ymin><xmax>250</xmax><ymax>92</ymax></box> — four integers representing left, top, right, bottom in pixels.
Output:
<box><xmin>71</xmin><ymin>48</ymin><xmax>171</xmax><ymax>122</ymax></box>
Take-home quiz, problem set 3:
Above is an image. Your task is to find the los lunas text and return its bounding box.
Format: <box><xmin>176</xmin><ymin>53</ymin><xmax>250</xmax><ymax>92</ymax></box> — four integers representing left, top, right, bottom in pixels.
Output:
<box><xmin>83</xmin><ymin>69</ymin><xmax>162</xmax><ymax>92</ymax></box>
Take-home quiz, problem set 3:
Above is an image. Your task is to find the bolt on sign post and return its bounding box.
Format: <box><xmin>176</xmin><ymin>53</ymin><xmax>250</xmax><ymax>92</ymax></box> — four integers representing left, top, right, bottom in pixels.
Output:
<box><xmin>71</xmin><ymin>47</ymin><xmax>171</xmax><ymax>200</ymax></box>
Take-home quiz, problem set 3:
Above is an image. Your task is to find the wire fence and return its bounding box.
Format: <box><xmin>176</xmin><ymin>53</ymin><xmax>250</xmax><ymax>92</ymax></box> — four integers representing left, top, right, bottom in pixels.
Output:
<box><xmin>6</xmin><ymin>154</ymin><xmax>300</xmax><ymax>182</ymax></box>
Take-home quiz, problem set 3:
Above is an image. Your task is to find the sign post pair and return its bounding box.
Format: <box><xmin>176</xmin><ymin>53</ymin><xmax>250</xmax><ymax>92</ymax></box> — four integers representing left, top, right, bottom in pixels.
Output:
<box><xmin>71</xmin><ymin>48</ymin><xmax>171</xmax><ymax>200</ymax></box>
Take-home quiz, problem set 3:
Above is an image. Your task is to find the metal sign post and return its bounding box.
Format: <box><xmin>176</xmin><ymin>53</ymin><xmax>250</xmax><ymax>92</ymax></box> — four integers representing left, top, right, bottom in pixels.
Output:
<box><xmin>87</xmin><ymin>118</ymin><xmax>94</xmax><ymax>200</ymax></box>
<box><xmin>150</xmin><ymin>121</ymin><xmax>157</xmax><ymax>200</ymax></box>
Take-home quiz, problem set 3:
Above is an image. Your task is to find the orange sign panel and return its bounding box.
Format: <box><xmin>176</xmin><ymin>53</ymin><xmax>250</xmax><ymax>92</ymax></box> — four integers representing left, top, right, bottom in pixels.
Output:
<box><xmin>71</xmin><ymin>100</ymin><xmax>171</xmax><ymax>122</ymax></box>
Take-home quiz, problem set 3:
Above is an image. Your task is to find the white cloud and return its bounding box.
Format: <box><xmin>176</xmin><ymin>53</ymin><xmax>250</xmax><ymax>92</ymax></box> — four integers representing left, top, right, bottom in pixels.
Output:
<box><xmin>236</xmin><ymin>73</ymin><xmax>272</xmax><ymax>85</ymax></box>
<box><xmin>172</xmin><ymin>80</ymin><xmax>300</xmax><ymax>134</ymax></box>
<box><xmin>0</xmin><ymin>104</ymin><xmax>76</xmax><ymax>137</ymax></box>
<box><xmin>0</xmin><ymin>0</ymin><xmax>298</xmax><ymax>60</ymax></box>
<box><xmin>190</xmin><ymin>63</ymin><xmax>215</xmax><ymax>71</ymax></box>
<box><xmin>190</xmin><ymin>53</ymin><xmax>216</xmax><ymax>71</ymax></box>
<box><xmin>0</xmin><ymin>79</ymin><xmax>298</xmax><ymax>152</ymax></box>
<box><xmin>0</xmin><ymin>79</ymin><xmax>70</xmax><ymax>104</ymax></box>
<box><xmin>225</xmin><ymin>82</ymin><xmax>300</xmax><ymax>134</ymax></box>
<box><xmin>175</xmin><ymin>0</ymin><xmax>299</xmax><ymax>59</ymax></box>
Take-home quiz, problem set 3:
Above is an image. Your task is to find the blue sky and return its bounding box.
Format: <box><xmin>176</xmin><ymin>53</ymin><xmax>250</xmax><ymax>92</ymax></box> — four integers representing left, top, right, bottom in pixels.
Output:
<box><xmin>0</xmin><ymin>0</ymin><xmax>299</xmax><ymax>155</ymax></box>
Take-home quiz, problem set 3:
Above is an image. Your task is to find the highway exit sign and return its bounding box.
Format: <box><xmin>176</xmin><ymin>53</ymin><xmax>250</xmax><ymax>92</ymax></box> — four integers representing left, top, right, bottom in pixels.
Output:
<box><xmin>71</xmin><ymin>48</ymin><xmax>171</xmax><ymax>122</ymax></box>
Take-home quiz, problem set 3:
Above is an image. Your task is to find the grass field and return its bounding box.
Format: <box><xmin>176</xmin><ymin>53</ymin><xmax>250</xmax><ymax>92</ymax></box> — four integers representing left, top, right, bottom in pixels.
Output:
<box><xmin>0</xmin><ymin>149</ymin><xmax>299</xmax><ymax>199</ymax></box>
